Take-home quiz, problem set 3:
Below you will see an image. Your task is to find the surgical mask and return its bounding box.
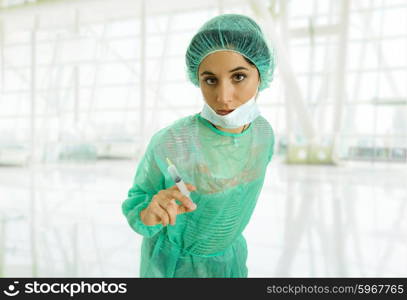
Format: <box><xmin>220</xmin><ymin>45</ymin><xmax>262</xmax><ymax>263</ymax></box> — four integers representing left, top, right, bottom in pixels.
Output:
<box><xmin>200</xmin><ymin>90</ymin><xmax>261</xmax><ymax>129</ymax></box>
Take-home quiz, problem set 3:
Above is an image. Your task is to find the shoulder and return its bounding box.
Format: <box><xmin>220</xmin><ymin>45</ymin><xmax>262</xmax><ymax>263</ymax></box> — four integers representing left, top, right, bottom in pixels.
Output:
<box><xmin>254</xmin><ymin>116</ymin><xmax>276</xmax><ymax>161</ymax></box>
<box><xmin>254</xmin><ymin>115</ymin><xmax>274</xmax><ymax>137</ymax></box>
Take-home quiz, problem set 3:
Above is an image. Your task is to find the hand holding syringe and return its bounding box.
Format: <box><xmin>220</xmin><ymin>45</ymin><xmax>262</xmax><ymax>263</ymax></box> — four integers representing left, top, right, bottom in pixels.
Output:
<box><xmin>166</xmin><ymin>158</ymin><xmax>195</xmax><ymax>202</ymax></box>
<box><xmin>140</xmin><ymin>158</ymin><xmax>197</xmax><ymax>227</ymax></box>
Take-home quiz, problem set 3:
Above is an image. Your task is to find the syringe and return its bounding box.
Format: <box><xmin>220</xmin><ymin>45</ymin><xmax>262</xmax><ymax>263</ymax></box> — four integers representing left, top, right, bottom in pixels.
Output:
<box><xmin>166</xmin><ymin>157</ymin><xmax>194</xmax><ymax>203</ymax></box>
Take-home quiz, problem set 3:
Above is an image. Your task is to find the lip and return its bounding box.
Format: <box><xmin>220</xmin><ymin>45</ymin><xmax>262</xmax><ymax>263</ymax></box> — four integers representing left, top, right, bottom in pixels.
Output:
<box><xmin>216</xmin><ymin>109</ymin><xmax>234</xmax><ymax>115</ymax></box>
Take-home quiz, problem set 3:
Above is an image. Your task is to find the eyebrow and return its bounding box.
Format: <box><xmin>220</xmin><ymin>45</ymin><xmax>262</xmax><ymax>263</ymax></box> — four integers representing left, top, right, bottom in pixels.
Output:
<box><xmin>200</xmin><ymin>66</ymin><xmax>249</xmax><ymax>76</ymax></box>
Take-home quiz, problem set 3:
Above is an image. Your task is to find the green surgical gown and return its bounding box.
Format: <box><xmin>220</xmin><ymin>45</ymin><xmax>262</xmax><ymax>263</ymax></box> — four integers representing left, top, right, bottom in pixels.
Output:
<box><xmin>122</xmin><ymin>112</ymin><xmax>274</xmax><ymax>277</ymax></box>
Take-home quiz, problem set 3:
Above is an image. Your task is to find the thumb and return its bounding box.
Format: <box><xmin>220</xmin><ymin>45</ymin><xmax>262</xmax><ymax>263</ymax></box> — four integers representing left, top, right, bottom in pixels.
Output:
<box><xmin>177</xmin><ymin>201</ymin><xmax>196</xmax><ymax>214</ymax></box>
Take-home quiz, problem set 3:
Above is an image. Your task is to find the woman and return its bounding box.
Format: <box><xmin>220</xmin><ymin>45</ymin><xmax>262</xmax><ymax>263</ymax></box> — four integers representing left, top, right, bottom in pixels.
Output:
<box><xmin>122</xmin><ymin>13</ymin><xmax>275</xmax><ymax>278</ymax></box>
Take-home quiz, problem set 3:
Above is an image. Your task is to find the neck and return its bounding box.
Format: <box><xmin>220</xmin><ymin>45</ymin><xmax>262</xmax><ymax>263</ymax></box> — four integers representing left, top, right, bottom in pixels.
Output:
<box><xmin>213</xmin><ymin>123</ymin><xmax>248</xmax><ymax>134</ymax></box>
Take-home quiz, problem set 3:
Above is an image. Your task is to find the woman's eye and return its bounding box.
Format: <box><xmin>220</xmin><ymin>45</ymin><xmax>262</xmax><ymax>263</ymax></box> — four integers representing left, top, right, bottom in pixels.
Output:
<box><xmin>205</xmin><ymin>78</ymin><xmax>217</xmax><ymax>85</ymax></box>
<box><xmin>233</xmin><ymin>73</ymin><xmax>246</xmax><ymax>82</ymax></box>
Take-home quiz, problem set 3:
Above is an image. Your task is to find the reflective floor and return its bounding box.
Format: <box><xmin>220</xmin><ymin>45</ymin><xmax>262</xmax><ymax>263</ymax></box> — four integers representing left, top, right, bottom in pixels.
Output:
<box><xmin>0</xmin><ymin>157</ymin><xmax>406</xmax><ymax>277</ymax></box>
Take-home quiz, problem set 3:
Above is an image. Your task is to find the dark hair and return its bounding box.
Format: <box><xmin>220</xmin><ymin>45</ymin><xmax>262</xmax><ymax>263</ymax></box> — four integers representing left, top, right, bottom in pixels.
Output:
<box><xmin>243</xmin><ymin>56</ymin><xmax>260</xmax><ymax>78</ymax></box>
<box><xmin>243</xmin><ymin>56</ymin><xmax>255</xmax><ymax>66</ymax></box>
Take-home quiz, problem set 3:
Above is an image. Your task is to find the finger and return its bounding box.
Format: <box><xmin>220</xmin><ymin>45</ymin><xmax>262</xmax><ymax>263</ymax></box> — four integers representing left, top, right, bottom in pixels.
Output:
<box><xmin>167</xmin><ymin>190</ymin><xmax>196</xmax><ymax>210</ymax></box>
<box><xmin>185</xmin><ymin>183</ymin><xmax>197</xmax><ymax>191</ymax></box>
<box><xmin>157</xmin><ymin>191</ymin><xmax>195</xmax><ymax>215</ymax></box>
<box><xmin>164</xmin><ymin>199</ymin><xmax>178</xmax><ymax>225</ymax></box>
<box><xmin>153</xmin><ymin>204</ymin><xmax>170</xmax><ymax>226</ymax></box>
<box><xmin>154</xmin><ymin>190</ymin><xmax>178</xmax><ymax>208</ymax></box>
<box><xmin>177</xmin><ymin>204</ymin><xmax>191</xmax><ymax>215</ymax></box>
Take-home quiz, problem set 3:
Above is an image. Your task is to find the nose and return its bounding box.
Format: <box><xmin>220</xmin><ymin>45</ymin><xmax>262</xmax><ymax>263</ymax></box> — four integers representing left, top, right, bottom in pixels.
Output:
<box><xmin>216</xmin><ymin>81</ymin><xmax>234</xmax><ymax>106</ymax></box>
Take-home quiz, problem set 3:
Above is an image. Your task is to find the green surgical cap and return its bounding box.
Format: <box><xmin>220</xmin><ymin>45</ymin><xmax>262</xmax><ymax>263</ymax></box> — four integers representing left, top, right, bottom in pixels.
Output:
<box><xmin>185</xmin><ymin>14</ymin><xmax>275</xmax><ymax>91</ymax></box>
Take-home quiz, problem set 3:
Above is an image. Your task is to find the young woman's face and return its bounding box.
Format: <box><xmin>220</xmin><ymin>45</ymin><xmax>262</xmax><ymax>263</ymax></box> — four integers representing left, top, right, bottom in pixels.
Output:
<box><xmin>198</xmin><ymin>51</ymin><xmax>260</xmax><ymax>115</ymax></box>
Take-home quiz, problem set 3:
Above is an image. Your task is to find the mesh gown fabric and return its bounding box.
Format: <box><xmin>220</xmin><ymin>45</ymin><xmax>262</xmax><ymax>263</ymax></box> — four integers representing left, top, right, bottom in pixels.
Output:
<box><xmin>185</xmin><ymin>14</ymin><xmax>275</xmax><ymax>91</ymax></box>
<box><xmin>122</xmin><ymin>112</ymin><xmax>275</xmax><ymax>278</ymax></box>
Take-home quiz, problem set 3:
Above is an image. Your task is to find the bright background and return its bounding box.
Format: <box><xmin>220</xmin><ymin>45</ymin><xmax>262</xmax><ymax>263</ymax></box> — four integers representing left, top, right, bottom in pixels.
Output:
<box><xmin>0</xmin><ymin>0</ymin><xmax>406</xmax><ymax>277</ymax></box>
